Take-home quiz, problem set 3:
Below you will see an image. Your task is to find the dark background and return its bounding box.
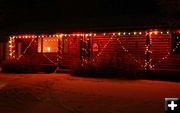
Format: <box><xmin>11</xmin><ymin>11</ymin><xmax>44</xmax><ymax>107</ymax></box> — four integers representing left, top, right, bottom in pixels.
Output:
<box><xmin>0</xmin><ymin>0</ymin><xmax>180</xmax><ymax>34</ymax></box>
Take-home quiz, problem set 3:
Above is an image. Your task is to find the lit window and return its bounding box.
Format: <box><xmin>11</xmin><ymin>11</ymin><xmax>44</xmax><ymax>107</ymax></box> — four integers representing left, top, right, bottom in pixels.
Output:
<box><xmin>38</xmin><ymin>37</ymin><xmax>58</xmax><ymax>53</ymax></box>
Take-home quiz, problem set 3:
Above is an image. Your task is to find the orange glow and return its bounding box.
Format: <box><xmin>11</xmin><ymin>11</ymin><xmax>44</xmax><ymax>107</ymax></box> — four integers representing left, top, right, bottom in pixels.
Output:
<box><xmin>60</xmin><ymin>34</ymin><xmax>63</xmax><ymax>38</ymax></box>
<box><xmin>39</xmin><ymin>36</ymin><xmax>58</xmax><ymax>53</ymax></box>
<box><xmin>47</xmin><ymin>47</ymin><xmax>51</xmax><ymax>52</ymax></box>
<box><xmin>154</xmin><ymin>31</ymin><xmax>158</xmax><ymax>35</ymax></box>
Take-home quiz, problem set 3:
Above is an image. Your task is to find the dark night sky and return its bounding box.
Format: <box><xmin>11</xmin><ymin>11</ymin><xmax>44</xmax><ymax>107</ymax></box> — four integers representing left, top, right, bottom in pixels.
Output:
<box><xmin>0</xmin><ymin>0</ymin><xmax>175</xmax><ymax>33</ymax></box>
<box><xmin>1</xmin><ymin>0</ymin><xmax>159</xmax><ymax>18</ymax></box>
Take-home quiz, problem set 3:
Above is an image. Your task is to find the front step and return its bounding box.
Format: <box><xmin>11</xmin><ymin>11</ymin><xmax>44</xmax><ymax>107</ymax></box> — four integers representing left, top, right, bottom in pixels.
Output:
<box><xmin>55</xmin><ymin>68</ymin><xmax>71</xmax><ymax>73</ymax></box>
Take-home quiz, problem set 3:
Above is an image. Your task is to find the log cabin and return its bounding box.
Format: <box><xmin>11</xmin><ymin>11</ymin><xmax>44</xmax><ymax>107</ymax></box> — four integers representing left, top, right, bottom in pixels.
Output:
<box><xmin>7</xmin><ymin>29</ymin><xmax>180</xmax><ymax>71</ymax></box>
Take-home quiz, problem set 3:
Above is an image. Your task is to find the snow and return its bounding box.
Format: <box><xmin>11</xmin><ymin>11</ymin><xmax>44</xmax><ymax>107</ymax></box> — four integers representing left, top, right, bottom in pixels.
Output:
<box><xmin>0</xmin><ymin>73</ymin><xmax>180</xmax><ymax>113</ymax></box>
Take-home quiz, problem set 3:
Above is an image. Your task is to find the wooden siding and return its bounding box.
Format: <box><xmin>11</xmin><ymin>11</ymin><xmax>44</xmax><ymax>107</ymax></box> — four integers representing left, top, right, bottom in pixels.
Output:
<box><xmin>14</xmin><ymin>37</ymin><xmax>80</xmax><ymax>68</ymax></box>
<box><xmin>151</xmin><ymin>34</ymin><xmax>180</xmax><ymax>69</ymax></box>
<box><xmin>0</xmin><ymin>43</ymin><xmax>4</xmax><ymax>63</ymax></box>
<box><xmin>0</xmin><ymin>42</ymin><xmax>8</xmax><ymax>63</ymax></box>
<box><xmin>11</xmin><ymin>33</ymin><xmax>180</xmax><ymax>70</ymax></box>
<box><xmin>92</xmin><ymin>35</ymin><xmax>146</xmax><ymax>66</ymax></box>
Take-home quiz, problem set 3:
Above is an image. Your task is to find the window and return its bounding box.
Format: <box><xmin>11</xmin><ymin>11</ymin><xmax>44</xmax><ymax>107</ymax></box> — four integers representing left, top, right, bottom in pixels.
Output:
<box><xmin>38</xmin><ymin>37</ymin><xmax>58</xmax><ymax>53</ymax></box>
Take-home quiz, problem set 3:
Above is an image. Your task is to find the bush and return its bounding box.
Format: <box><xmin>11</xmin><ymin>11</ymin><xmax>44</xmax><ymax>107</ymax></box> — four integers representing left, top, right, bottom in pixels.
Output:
<box><xmin>41</xmin><ymin>64</ymin><xmax>57</xmax><ymax>73</ymax></box>
<box><xmin>2</xmin><ymin>58</ymin><xmax>41</xmax><ymax>73</ymax></box>
<box><xmin>71</xmin><ymin>54</ymin><xmax>143</xmax><ymax>79</ymax></box>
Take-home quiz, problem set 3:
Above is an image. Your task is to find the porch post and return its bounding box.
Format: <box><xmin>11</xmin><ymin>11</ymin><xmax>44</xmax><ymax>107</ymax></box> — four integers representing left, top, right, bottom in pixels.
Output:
<box><xmin>80</xmin><ymin>35</ymin><xmax>91</xmax><ymax>67</ymax></box>
<box><xmin>145</xmin><ymin>33</ymin><xmax>151</xmax><ymax>71</ymax></box>
<box><xmin>80</xmin><ymin>36</ymin><xmax>84</xmax><ymax>66</ymax></box>
<box><xmin>9</xmin><ymin>36</ymin><xmax>16</xmax><ymax>59</ymax></box>
<box><xmin>41</xmin><ymin>37</ymin><xmax>43</xmax><ymax>53</ymax></box>
<box><xmin>57</xmin><ymin>35</ymin><xmax>62</xmax><ymax>69</ymax></box>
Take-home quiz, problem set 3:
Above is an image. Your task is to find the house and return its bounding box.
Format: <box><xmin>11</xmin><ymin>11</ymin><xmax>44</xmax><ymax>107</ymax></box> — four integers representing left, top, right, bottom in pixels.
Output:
<box><xmin>6</xmin><ymin>29</ymin><xmax>180</xmax><ymax>71</ymax></box>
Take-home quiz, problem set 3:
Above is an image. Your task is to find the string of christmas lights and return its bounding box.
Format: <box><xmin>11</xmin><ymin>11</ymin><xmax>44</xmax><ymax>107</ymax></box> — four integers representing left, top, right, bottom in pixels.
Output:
<box><xmin>57</xmin><ymin>35</ymin><xmax>63</xmax><ymax>68</ymax></box>
<box><xmin>152</xmin><ymin>40</ymin><xmax>180</xmax><ymax>68</ymax></box>
<box><xmin>43</xmin><ymin>54</ymin><xmax>56</xmax><ymax>64</ymax></box>
<box><xmin>116</xmin><ymin>36</ymin><xmax>144</xmax><ymax>67</ymax></box>
<box><xmin>9</xmin><ymin>31</ymin><xmax>145</xmax><ymax>40</ymax></box>
<box><xmin>81</xmin><ymin>36</ymin><xmax>91</xmax><ymax>67</ymax></box>
<box><xmin>16</xmin><ymin>39</ymin><xmax>35</xmax><ymax>60</ymax></box>
<box><xmin>90</xmin><ymin>35</ymin><xmax>114</xmax><ymax>64</ymax></box>
<box><xmin>89</xmin><ymin>34</ymin><xmax>146</xmax><ymax>68</ymax></box>
<box><xmin>9</xmin><ymin>37</ymin><xmax>15</xmax><ymax>58</ymax></box>
<box><xmin>144</xmin><ymin>33</ymin><xmax>153</xmax><ymax>70</ymax></box>
<box><xmin>9</xmin><ymin>30</ymin><xmax>170</xmax><ymax>40</ymax></box>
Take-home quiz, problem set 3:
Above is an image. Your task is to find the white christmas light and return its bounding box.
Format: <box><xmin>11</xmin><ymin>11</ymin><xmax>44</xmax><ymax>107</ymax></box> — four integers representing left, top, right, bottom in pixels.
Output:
<box><xmin>154</xmin><ymin>31</ymin><xmax>158</xmax><ymax>35</ymax></box>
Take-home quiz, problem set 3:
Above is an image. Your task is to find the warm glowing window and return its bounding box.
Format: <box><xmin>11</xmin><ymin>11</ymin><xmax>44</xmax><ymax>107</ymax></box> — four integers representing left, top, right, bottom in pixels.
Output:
<box><xmin>38</xmin><ymin>37</ymin><xmax>58</xmax><ymax>53</ymax></box>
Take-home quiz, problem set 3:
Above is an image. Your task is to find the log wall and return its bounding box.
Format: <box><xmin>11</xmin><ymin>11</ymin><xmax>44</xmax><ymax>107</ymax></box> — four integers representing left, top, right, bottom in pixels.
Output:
<box><xmin>92</xmin><ymin>34</ymin><xmax>146</xmax><ymax>67</ymax></box>
<box><xmin>151</xmin><ymin>34</ymin><xmax>180</xmax><ymax>70</ymax></box>
<box><xmin>11</xmin><ymin>33</ymin><xmax>180</xmax><ymax>70</ymax></box>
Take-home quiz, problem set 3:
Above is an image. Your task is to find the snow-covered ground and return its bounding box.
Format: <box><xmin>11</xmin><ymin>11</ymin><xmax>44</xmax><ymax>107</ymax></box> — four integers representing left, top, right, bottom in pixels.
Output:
<box><xmin>0</xmin><ymin>73</ymin><xmax>180</xmax><ymax>113</ymax></box>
